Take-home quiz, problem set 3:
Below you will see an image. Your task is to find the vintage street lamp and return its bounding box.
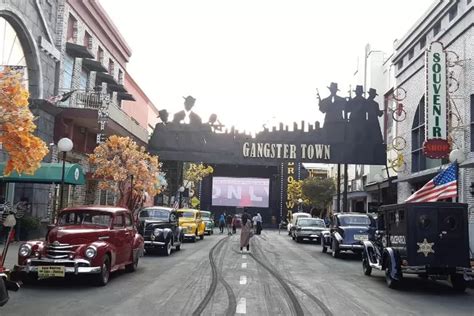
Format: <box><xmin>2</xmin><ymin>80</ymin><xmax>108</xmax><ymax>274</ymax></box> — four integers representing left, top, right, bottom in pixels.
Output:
<box><xmin>58</xmin><ymin>137</ymin><xmax>73</xmax><ymax>211</ymax></box>
<box><xmin>178</xmin><ymin>186</ymin><xmax>185</xmax><ymax>208</ymax></box>
<box><xmin>374</xmin><ymin>173</ymin><xmax>384</xmax><ymax>206</ymax></box>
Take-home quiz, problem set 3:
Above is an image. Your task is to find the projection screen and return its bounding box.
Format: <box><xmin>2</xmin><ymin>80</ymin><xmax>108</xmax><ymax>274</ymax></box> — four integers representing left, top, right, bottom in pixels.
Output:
<box><xmin>211</xmin><ymin>177</ymin><xmax>270</xmax><ymax>207</ymax></box>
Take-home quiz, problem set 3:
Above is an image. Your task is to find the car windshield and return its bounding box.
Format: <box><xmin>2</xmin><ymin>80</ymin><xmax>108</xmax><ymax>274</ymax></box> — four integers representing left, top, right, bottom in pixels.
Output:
<box><xmin>139</xmin><ymin>208</ymin><xmax>169</xmax><ymax>220</ymax></box>
<box><xmin>58</xmin><ymin>211</ymin><xmax>111</xmax><ymax>227</ymax></box>
<box><xmin>178</xmin><ymin>211</ymin><xmax>195</xmax><ymax>218</ymax></box>
<box><xmin>201</xmin><ymin>212</ymin><xmax>211</xmax><ymax>219</ymax></box>
<box><xmin>339</xmin><ymin>215</ymin><xmax>371</xmax><ymax>226</ymax></box>
<box><xmin>298</xmin><ymin>219</ymin><xmax>325</xmax><ymax>227</ymax></box>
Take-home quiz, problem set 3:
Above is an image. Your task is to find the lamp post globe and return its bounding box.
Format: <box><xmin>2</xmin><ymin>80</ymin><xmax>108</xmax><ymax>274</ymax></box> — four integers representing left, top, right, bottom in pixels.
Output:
<box><xmin>58</xmin><ymin>137</ymin><xmax>73</xmax><ymax>152</ymax></box>
<box><xmin>449</xmin><ymin>149</ymin><xmax>466</xmax><ymax>164</ymax></box>
<box><xmin>178</xmin><ymin>186</ymin><xmax>185</xmax><ymax>208</ymax></box>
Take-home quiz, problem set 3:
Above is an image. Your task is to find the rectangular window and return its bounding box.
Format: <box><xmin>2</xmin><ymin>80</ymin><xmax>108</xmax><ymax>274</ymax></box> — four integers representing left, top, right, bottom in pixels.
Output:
<box><xmin>108</xmin><ymin>59</ymin><xmax>114</xmax><ymax>75</ymax></box>
<box><xmin>67</xmin><ymin>14</ymin><xmax>77</xmax><ymax>42</ymax></box>
<box><xmin>449</xmin><ymin>3</ymin><xmax>458</xmax><ymax>21</ymax></box>
<box><xmin>125</xmin><ymin>214</ymin><xmax>133</xmax><ymax>228</ymax></box>
<box><xmin>118</xmin><ymin>69</ymin><xmax>124</xmax><ymax>84</ymax></box>
<box><xmin>397</xmin><ymin>59</ymin><xmax>404</xmax><ymax>70</ymax></box>
<box><xmin>113</xmin><ymin>215</ymin><xmax>124</xmax><ymax>228</ymax></box>
<box><xmin>84</xmin><ymin>31</ymin><xmax>92</xmax><ymax>50</ymax></box>
<box><xmin>97</xmin><ymin>47</ymin><xmax>104</xmax><ymax>63</ymax></box>
<box><xmin>408</xmin><ymin>48</ymin><xmax>414</xmax><ymax>60</ymax></box>
<box><xmin>433</xmin><ymin>21</ymin><xmax>441</xmax><ymax>36</ymax></box>
<box><xmin>419</xmin><ymin>35</ymin><xmax>426</xmax><ymax>49</ymax></box>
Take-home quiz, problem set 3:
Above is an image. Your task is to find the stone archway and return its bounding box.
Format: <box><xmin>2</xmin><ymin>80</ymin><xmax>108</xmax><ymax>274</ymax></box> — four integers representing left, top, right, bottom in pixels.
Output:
<box><xmin>0</xmin><ymin>9</ymin><xmax>42</xmax><ymax>98</ymax></box>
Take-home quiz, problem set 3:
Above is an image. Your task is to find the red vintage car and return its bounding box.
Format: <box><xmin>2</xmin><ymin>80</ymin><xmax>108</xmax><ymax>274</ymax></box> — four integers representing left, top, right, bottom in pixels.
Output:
<box><xmin>14</xmin><ymin>206</ymin><xmax>144</xmax><ymax>286</ymax></box>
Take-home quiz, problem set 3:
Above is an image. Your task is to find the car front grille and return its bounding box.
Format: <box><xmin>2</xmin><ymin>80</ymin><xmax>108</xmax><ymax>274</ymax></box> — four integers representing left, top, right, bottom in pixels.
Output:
<box><xmin>46</xmin><ymin>243</ymin><xmax>74</xmax><ymax>259</ymax></box>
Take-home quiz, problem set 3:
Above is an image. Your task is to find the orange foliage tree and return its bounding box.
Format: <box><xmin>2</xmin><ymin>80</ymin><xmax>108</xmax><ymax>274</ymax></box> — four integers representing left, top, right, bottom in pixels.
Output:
<box><xmin>0</xmin><ymin>67</ymin><xmax>48</xmax><ymax>175</ymax></box>
<box><xmin>88</xmin><ymin>135</ymin><xmax>160</xmax><ymax>213</ymax></box>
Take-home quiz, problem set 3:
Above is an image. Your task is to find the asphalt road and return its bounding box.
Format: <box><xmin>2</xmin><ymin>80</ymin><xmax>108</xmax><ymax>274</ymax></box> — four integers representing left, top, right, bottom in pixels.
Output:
<box><xmin>2</xmin><ymin>230</ymin><xmax>474</xmax><ymax>315</ymax></box>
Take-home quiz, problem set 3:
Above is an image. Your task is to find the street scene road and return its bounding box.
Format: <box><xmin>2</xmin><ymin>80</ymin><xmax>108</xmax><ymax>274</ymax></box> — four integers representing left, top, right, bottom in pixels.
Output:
<box><xmin>3</xmin><ymin>229</ymin><xmax>474</xmax><ymax>316</ymax></box>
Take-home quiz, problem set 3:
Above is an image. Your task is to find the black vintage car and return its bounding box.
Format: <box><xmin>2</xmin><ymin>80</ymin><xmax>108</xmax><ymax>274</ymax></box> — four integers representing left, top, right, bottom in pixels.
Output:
<box><xmin>321</xmin><ymin>213</ymin><xmax>376</xmax><ymax>258</ymax></box>
<box><xmin>362</xmin><ymin>202</ymin><xmax>474</xmax><ymax>291</ymax></box>
<box><xmin>139</xmin><ymin>206</ymin><xmax>184</xmax><ymax>256</ymax></box>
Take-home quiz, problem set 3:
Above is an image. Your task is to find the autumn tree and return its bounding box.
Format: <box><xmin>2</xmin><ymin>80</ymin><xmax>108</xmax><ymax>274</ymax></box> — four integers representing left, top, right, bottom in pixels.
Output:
<box><xmin>183</xmin><ymin>163</ymin><xmax>214</xmax><ymax>203</ymax></box>
<box><xmin>89</xmin><ymin>135</ymin><xmax>160</xmax><ymax>213</ymax></box>
<box><xmin>0</xmin><ymin>67</ymin><xmax>48</xmax><ymax>175</ymax></box>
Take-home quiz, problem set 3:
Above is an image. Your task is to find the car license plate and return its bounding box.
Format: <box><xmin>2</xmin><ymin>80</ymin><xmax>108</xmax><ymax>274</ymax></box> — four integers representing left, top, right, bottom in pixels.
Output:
<box><xmin>37</xmin><ymin>266</ymin><xmax>65</xmax><ymax>279</ymax></box>
<box><xmin>354</xmin><ymin>234</ymin><xmax>368</xmax><ymax>241</ymax></box>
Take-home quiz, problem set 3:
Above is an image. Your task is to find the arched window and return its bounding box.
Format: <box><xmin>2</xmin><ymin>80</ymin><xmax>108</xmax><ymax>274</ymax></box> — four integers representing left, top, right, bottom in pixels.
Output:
<box><xmin>411</xmin><ymin>96</ymin><xmax>445</xmax><ymax>172</ymax></box>
<box><xmin>0</xmin><ymin>16</ymin><xmax>28</xmax><ymax>82</ymax></box>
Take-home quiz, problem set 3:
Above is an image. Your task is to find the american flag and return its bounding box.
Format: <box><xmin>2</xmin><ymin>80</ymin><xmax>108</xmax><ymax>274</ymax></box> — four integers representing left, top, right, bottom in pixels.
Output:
<box><xmin>172</xmin><ymin>199</ymin><xmax>179</xmax><ymax>210</ymax></box>
<box><xmin>405</xmin><ymin>162</ymin><xmax>458</xmax><ymax>203</ymax></box>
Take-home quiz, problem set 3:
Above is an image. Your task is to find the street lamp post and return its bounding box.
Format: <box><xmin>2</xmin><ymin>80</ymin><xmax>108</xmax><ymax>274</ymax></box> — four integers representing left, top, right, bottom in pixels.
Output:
<box><xmin>449</xmin><ymin>149</ymin><xmax>466</xmax><ymax>202</ymax></box>
<box><xmin>58</xmin><ymin>138</ymin><xmax>73</xmax><ymax>212</ymax></box>
<box><xmin>178</xmin><ymin>186</ymin><xmax>185</xmax><ymax>208</ymax></box>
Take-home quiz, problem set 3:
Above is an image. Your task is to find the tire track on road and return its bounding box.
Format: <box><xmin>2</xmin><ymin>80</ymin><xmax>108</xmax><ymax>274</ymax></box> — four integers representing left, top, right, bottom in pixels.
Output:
<box><xmin>192</xmin><ymin>236</ymin><xmax>235</xmax><ymax>316</ymax></box>
<box><xmin>251</xmin><ymin>237</ymin><xmax>333</xmax><ymax>316</ymax></box>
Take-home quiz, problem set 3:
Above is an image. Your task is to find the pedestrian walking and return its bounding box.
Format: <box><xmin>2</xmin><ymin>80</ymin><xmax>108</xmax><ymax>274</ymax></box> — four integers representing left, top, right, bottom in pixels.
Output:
<box><xmin>240</xmin><ymin>213</ymin><xmax>253</xmax><ymax>252</ymax></box>
<box><xmin>256</xmin><ymin>213</ymin><xmax>263</xmax><ymax>235</ymax></box>
<box><xmin>218</xmin><ymin>213</ymin><xmax>225</xmax><ymax>234</ymax></box>
<box><xmin>232</xmin><ymin>215</ymin><xmax>237</xmax><ymax>234</ymax></box>
<box><xmin>226</xmin><ymin>213</ymin><xmax>233</xmax><ymax>235</ymax></box>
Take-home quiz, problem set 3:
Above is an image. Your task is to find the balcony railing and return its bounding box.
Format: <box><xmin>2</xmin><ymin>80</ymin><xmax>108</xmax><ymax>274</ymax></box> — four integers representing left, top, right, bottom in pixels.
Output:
<box><xmin>56</xmin><ymin>90</ymin><xmax>148</xmax><ymax>143</ymax></box>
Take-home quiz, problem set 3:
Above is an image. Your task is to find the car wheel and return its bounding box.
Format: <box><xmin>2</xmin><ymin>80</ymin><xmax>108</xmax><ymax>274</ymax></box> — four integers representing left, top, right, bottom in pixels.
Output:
<box><xmin>0</xmin><ymin>277</ymin><xmax>9</xmax><ymax>307</ymax></box>
<box><xmin>95</xmin><ymin>255</ymin><xmax>111</xmax><ymax>286</ymax></box>
<box><xmin>450</xmin><ymin>274</ymin><xmax>467</xmax><ymax>292</ymax></box>
<box><xmin>125</xmin><ymin>251</ymin><xmax>139</xmax><ymax>272</ymax></box>
<box><xmin>362</xmin><ymin>251</ymin><xmax>372</xmax><ymax>276</ymax></box>
<box><xmin>332</xmin><ymin>239</ymin><xmax>340</xmax><ymax>258</ymax></box>
<box><xmin>161</xmin><ymin>240</ymin><xmax>172</xmax><ymax>256</ymax></box>
<box><xmin>385</xmin><ymin>258</ymin><xmax>400</xmax><ymax>289</ymax></box>
<box><xmin>321</xmin><ymin>238</ymin><xmax>327</xmax><ymax>253</ymax></box>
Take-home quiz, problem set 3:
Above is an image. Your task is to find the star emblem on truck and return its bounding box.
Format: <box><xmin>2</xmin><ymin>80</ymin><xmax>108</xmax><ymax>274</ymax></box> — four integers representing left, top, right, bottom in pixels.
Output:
<box><xmin>417</xmin><ymin>238</ymin><xmax>435</xmax><ymax>257</ymax></box>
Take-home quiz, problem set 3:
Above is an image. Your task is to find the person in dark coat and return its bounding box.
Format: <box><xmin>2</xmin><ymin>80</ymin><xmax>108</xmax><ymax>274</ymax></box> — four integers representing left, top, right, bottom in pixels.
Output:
<box><xmin>319</xmin><ymin>82</ymin><xmax>347</xmax><ymax>142</ymax></box>
<box><xmin>346</xmin><ymin>85</ymin><xmax>368</xmax><ymax>142</ymax></box>
<box><xmin>172</xmin><ymin>96</ymin><xmax>202</xmax><ymax>125</ymax></box>
<box><xmin>366</xmin><ymin>88</ymin><xmax>384</xmax><ymax>144</ymax></box>
<box><xmin>226</xmin><ymin>213</ymin><xmax>233</xmax><ymax>235</ymax></box>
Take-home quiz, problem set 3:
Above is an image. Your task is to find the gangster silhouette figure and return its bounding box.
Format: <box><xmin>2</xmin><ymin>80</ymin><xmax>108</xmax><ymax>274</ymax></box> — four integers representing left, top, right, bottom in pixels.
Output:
<box><xmin>346</xmin><ymin>85</ymin><xmax>367</xmax><ymax>142</ymax></box>
<box><xmin>366</xmin><ymin>88</ymin><xmax>384</xmax><ymax>144</ymax></box>
<box><xmin>319</xmin><ymin>82</ymin><xmax>347</xmax><ymax>142</ymax></box>
<box><xmin>172</xmin><ymin>95</ymin><xmax>202</xmax><ymax>125</ymax></box>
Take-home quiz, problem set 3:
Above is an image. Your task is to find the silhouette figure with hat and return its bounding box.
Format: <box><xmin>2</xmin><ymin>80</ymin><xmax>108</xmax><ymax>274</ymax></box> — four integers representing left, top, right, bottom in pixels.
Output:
<box><xmin>318</xmin><ymin>82</ymin><xmax>347</xmax><ymax>142</ymax></box>
<box><xmin>366</xmin><ymin>88</ymin><xmax>384</xmax><ymax>143</ymax></box>
<box><xmin>172</xmin><ymin>96</ymin><xmax>202</xmax><ymax>125</ymax></box>
<box><xmin>158</xmin><ymin>109</ymin><xmax>169</xmax><ymax>124</ymax></box>
<box><xmin>346</xmin><ymin>85</ymin><xmax>368</xmax><ymax>142</ymax></box>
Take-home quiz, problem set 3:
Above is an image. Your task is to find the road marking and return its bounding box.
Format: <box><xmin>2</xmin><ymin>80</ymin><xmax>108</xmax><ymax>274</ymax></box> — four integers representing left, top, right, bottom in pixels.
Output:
<box><xmin>236</xmin><ymin>297</ymin><xmax>246</xmax><ymax>314</ymax></box>
<box><xmin>242</xmin><ymin>254</ymin><xmax>247</xmax><ymax>259</ymax></box>
<box><xmin>239</xmin><ymin>275</ymin><xmax>247</xmax><ymax>285</ymax></box>
<box><xmin>242</xmin><ymin>262</ymin><xmax>247</xmax><ymax>269</ymax></box>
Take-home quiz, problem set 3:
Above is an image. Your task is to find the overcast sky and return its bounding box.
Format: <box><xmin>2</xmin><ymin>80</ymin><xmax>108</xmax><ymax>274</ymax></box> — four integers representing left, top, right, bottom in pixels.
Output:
<box><xmin>101</xmin><ymin>0</ymin><xmax>434</xmax><ymax>133</ymax></box>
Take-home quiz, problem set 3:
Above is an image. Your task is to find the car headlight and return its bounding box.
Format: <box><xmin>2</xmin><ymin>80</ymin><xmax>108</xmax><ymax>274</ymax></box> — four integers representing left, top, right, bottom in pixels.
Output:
<box><xmin>154</xmin><ymin>228</ymin><xmax>163</xmax><ymax>236</ymax></box>
<box><xmin>85</xmin><ymin>246</ymin><xmax>97</xmax><ymax>259</ymax></box>
<box><xmin>19</xmin><ymin>244</ymin><xmax>32</xmax><ymax>257</ymax></box>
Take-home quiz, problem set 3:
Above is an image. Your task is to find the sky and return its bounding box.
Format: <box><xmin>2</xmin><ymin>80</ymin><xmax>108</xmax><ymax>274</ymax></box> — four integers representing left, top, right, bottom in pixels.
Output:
<box><xmin>100</xmin><ymin>0</ymin><xmax>435</xmax><ymax>133</ymax></box>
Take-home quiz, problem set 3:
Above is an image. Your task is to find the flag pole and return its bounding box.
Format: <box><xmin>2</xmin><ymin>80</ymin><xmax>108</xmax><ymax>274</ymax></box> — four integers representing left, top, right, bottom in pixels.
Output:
<box><xmin>456</xmin><ymin>161</ymin><xmax>459</xmax><ymax>203</ymax></box>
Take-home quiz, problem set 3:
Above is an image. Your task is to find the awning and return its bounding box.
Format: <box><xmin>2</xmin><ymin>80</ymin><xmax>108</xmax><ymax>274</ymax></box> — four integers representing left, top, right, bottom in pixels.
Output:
<box><xmin>107</xmin><ymin>83</ymin><xmax>127</xmax><ymax>93</ymax></box>
<box><xmin>66</xmin><ymin>42</ymin><xmax>94</xmax><ymax>59</ymax></box>
<box><xmin>117</xmin><ymin>92</ymin><xmax>136</xmax><ymax>101</ymax></box>
<box><xmin>0</xmin><ymin>162</ymin><xmax>85</xmax><ymax>185</ymax></box>
<box><xmin>96</xmin><ymin>72</ymin><xmax>118</xmax><ymax>85</ymax></box>
<box><xmin>82</xmin><ymin>58</ymin><xmax>107</xmax><ymax>72</ymax></box>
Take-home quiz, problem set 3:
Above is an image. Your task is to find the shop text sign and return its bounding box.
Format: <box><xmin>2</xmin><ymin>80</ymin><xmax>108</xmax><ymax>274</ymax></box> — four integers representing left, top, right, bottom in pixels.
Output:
<box><xmin>242</xmin><ymin>142</ymin><xmax>331</xmax><ymax>161</ymax></box>
<box><xmin>424</xmin><ymin>42</ymin><xmax>449</xmax><ymax>158</ymax></box>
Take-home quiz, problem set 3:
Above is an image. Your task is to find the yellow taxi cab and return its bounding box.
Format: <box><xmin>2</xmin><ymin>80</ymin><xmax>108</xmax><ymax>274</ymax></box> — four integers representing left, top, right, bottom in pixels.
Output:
<box><xmin>177</xmin><ymin>208</ymin><xmax>206</xmax><ymax>242</ymax></box>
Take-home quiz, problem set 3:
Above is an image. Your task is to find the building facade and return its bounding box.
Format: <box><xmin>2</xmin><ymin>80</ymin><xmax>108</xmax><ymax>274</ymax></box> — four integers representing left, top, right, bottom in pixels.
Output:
<box><xmin>392</xmin><ymin>0</ymin><xmax>474</xmax><ymax>248</ymax></box>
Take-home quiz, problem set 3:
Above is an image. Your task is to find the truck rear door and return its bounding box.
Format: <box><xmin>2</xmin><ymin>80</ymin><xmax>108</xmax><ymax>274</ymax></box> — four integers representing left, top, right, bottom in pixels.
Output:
<box><xmin>437</xmin><ymin>206</ymin><xmax>469</xmax><ymax>267</ymax></box>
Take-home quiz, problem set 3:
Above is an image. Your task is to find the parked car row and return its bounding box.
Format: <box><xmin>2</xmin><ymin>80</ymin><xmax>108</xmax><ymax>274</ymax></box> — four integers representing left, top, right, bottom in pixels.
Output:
<box><xmin>289</xmin><ymin>203</ymin><xmax>474</xmax><ymax>292</ymax></box>
<box><xmin>11</xmin><ymin>205</ymin><xmax>215</xmax><ymax>288</ymax></box>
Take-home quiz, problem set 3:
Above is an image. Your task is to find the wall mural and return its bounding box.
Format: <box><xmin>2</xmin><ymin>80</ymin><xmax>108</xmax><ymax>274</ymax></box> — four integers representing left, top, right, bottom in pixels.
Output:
<box><xmin>148</xmin><ymin>83</ymin><xmax>386</xmax><ymax>166</ymax></box>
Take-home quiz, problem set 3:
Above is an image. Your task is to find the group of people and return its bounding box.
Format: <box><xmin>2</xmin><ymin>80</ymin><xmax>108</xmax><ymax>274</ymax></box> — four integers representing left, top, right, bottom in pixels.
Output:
<box><xmin>217</xmin><ymin>211</ymin><xmax>263</xmax><ymax>253</ymax></box>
